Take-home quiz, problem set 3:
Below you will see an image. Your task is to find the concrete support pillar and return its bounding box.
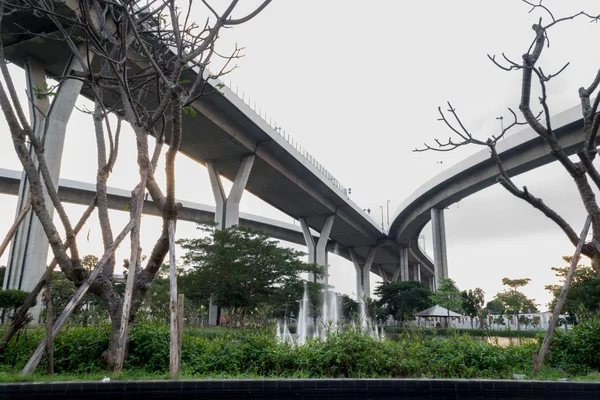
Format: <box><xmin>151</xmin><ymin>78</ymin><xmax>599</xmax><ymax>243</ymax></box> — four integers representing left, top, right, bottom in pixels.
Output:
<box><xmin>428</xmin><ymin>276</ymin><xmax>436</xmax><ymax>291</ymax></box>
<box><xmin>206</xmin><ymin>155</ymin><xmax>255</xmax><ymax>325</ymax></box>
<box><xmin>413</xmin><ymin>263</ymin><xmax>421</xmax><ymax>282</ymax></box>
<box><xmin>349</xmin><ymin>247</ymin><xmax>377</xmax><ymax>303</ymax></box>
<box><xmin>299</xmin><ymin>215</ymin><xmax>335</xmax><ymax>285</ymax></box>
<box><xmin>398</xmin><ymin>246</ymin><xmax>410</xmax><ymax>282</ymax></box>
<box><xmin>391</xmin><ymin>264</ymin><xmax>401</xmax><ymax>282</ymax></box>
<box><xmin>431</xmin><ymin>208</ymin><xmax>449</xmax><ymax>288</ymax></box>
<box><xmin>207</xmin><ymin>155</ymin><xmax>255</xmax><ymax>230</ymax></box>
<box><xmin>377</xmin><ymin>265</ymin><xmax>390</xmax><ymax>283</ymax></box>
<box><xmin>3</xmin><ymin>50</ymin><xmax>90</xmax><ymax>323</ymax></box>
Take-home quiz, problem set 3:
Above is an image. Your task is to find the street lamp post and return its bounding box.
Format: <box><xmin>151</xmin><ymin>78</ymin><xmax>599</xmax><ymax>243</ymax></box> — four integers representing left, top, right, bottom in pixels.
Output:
<box><xmin>386</xmin><ymin>200</ymin><xmax>391</xmax><ymax>230</ymax></box>
<box><xmin>379</xmin><ymin>206</ymin><xmax>385</xmax><ymax>231</ymax></box>
<box><xmin>496</xmin><ymin>116</ymin><xmax>504</xmax><ymax>138</ymax></box>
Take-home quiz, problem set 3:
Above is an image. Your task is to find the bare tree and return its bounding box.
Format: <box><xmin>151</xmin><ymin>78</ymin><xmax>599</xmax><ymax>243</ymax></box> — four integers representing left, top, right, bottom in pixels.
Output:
<box><xmin>416</xmin><ymin>1</ymin><xmax>600</xmax><ymax>270</ymax></box>
<box><xmin>0</xmin><ymin>0</ymin><xmax>270</xmax><ymax>368</ymax></box>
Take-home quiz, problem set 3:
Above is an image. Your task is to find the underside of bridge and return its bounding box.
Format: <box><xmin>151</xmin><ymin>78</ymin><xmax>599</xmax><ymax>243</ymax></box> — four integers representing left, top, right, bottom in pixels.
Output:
<box><xmin>0</xmin><ymin>4</ymin><xmax>435</xmax><ymax>311</ymax></box>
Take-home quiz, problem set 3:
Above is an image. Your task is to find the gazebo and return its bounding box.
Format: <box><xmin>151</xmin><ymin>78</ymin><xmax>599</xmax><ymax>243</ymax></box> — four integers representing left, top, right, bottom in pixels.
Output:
<box><xmin>414</xmin><ymin>305</ymin><xmax>463</xmax><ymax>328</ymax></box>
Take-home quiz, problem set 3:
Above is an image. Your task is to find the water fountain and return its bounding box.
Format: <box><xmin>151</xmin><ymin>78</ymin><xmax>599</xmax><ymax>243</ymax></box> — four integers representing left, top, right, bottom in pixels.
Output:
<box><xmin>278</xmin><ymin>280</ymin><xmax>384</xmax><ymax>344</ymax></box>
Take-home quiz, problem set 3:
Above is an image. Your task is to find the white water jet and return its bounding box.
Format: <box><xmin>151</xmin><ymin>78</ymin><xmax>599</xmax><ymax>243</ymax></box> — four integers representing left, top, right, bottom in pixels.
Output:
<box><xmin>276</xmin><ymin>320</ymin><xmax>282</xmax><ymax>341</ymax></box>
<box><xmin>329</xmin><ymin>292</ymin><xmax>339</xmax><ymax>326</ymax></box>
<box><xmin>290</xmin><ymin>280</ymin><xmax>385</xmax><ymax>345</ymax></box>
<box><xmin>282</xmin><ymin>319</ymin><xmax>293</xmax><ymax>342</ymax></box>
<box><xmin>297</xmin><ymin>281</ymin><xmax>310</xmax><ymax>344</ymax></box>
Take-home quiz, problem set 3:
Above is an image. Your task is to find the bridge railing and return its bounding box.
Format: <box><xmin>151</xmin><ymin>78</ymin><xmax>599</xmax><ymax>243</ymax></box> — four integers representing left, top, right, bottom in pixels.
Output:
<box><xmin>219</xmin><ymin>79</ymin><xmax>349</xmax><ymax>198</ymax></box>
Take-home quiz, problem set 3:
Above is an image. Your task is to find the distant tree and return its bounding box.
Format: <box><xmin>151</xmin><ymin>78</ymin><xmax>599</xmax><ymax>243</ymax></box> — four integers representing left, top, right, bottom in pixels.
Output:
<box><xmin>518</xmin><ymin>315</ymin><xmax>533</xmax><ymax>330</ymax></box>
<box><xmin>0</xmin><ymin>289</ymin><xmax>30</xmax><ymax>322</ymax></box>
<box><xmin>461</xmin><ymin>288</ymin><xmax>486</xmax><ymax>328</ymax></box>
<box><xmin>375</xmin><ymin>281</ymin><xmax>432</xmax><ymax>325</ymax></box>
<box><xmin>485</xmin><ymin>299</ymin><xmax>505</xmax><ymax>315</ymax></box>
<box><xmin>545</xmin><ymin>256</ymin><xmax>600</xmax><ymax>324</ymax></box>
<box><xmin>429</xmin><ymin>278</ymin><xmax>462</xmax><ymax>327</ymax></box>
<box><xmin>178</xmin><ymin>225</ymin><xmax>322</xmax><ymax>325</ymax></box>
<box><xmin>495</xmin><ymin>277</ymin><xmax>538</xmax><ymax>332</ymax></box>
<box><xmin>493</xmin><ymin>315</ymin><xmax>506</xmax><ymax>327</ymax></box>
<box><xmin>340</xmin><ymin>294</ymin><xmax>359</xmax><ymax>320</ymax></box>
<box><xmin>270</xmin><ymin>280</ymin><xmax>323</xmax><ymax>322</ymax></box>
<box><xmin>364</xmin><ymin>296</ymin><xmax>387</xmax><ymax>322</ymax></box>
<box><xmin>0</xmin><ymin>266</ymin><xmax>5</xmax><ymax>285</ymax></box>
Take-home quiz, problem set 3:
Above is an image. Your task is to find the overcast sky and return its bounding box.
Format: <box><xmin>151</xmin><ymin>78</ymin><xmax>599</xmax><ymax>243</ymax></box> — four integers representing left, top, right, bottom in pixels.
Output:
<box><xmin>2</xmin><ymin>0</ymin><xmax>600</xmax><ymax>309</ymax></box>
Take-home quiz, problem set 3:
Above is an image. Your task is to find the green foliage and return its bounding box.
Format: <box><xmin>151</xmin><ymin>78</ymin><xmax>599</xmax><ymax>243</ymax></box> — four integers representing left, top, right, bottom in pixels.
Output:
<box><xmin>182</xmin><ymin>106</ymin><xmax>197</xmax><ymax>117</ymax></box>
<box><xmin>484</xmin><ymin>299</ymin><xmax>505</xmax><ymax>315</ymax></box>
<box><xmin>0</xmin><ymin>325</ymin><xmax>538</xmax><ymax>379</ymax></box>
<box><xmin>429</xmin><ymin>278</ymin><xmax>462</xmax><ymax>313</ymax></box>
<box><xmin>133</xmin><ymin>264</ymin><xmax>171</xmax><ymax>324</ymax></box>
<box><xmin>0</xmin><ymin>289</ymin><xmax>30</xmax><ymax>317</ymax></box>
<box><xmin>461</xmin><ymin>288</ymin><xmax>484</xmax><ymax>317</ymax></box>
<box><xmin>429</xmin><ymin>278</ymin><xmax>462</xmax><ymax>328</ymax></box>
<box><xmin>0</xmin><ymin>326</ymin><xmax>109</xmax><ymax>373</ymax></box>
<box><xmin>32</xmin><ymin>83</ymin><xmax>56</xmax><ymax>100</ymax></box>
<box><xmin>375</xmin><ymin>281</ymin><xmax>432</xmax><ymax>322</ymax></box>
<box><xmin>383</xmin><ymin>327</ymin><xmax>539</xmax><ymax>339</ymax></box>
<box><xmin>461</xmin><ymin>288</ymin><xmax>486</xmax><ymax>328</ymax></box>
<box><xmin>178</xmin><ymin>225</ymin><xmax>323</xmax><ymax>323</ymax></box>
<box><xmin>126</xmin><ymin>324</ymin><xmax>170</xmax><ymax>372</ymax></box>
<box><xmin>339</xmin><ymin>294</ymin><xmax>359</xmax><ymax>319</ymax></box>
<box><xmin>47</xmin><ymin>255</ymin><xmax>110</xmax><ymax>326</ymax></box>
<box><xmin>546</xmin><ymin>313</ymin><xmax>600</xmax><ymax>374</ymax></box>
<box><xmin>501</xmin><ymin>277</ymin><xmax>531</xmax><ymax>289</ymax></box>
<box><xmin>546</xmin><ymin>257</ymin><xmax>600</xmax><ymax>322</ymax></box>
<box><xmin>495</xmin><ymin>277</ymin><xmax>538</xmax><ymax>318</ymax></box>
<box><xmin>0</xmin><ymin>266</ymin><xmax>5</xmax><ymax>285</ymax></box>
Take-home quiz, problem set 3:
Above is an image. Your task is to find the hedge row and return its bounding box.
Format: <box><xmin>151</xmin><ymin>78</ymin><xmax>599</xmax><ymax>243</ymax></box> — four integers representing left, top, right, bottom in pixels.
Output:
<box><xmin>382</xmin><ymin>327</ymin><xmax>540</xmax><ymax>339</ymax></box>
<box><xmin>1</xmin><ymin>325</ymin><xmax>535</xmax><ymax>378</ymax></box>
<box><xmin>2</xmin><ymin>322</ymin><xmax>598</xmax><ymax>377</ymax></box>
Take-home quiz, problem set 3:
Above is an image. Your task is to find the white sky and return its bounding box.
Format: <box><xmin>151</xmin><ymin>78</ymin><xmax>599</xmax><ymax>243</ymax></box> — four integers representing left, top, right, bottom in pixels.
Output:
<box><xmin>2</xmin><ymin>0</ymin><xmax>600</xmax><ymax>309</ymax></box>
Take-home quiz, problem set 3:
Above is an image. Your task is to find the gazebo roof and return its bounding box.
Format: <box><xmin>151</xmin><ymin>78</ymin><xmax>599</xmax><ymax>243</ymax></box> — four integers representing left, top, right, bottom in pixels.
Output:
<box><xmin>414</xmin><ymin>305</ymin><xmax>463</xmax><ymax>318</ymax></box>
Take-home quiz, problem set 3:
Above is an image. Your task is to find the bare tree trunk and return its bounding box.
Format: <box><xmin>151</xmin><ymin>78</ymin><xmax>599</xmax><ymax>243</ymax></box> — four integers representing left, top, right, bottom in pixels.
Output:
<box><xmin>113</xmin><ymin>172</ymin><xmax>148</xmax><ymax>376</ymax></box>
<box><xmin>0</xmin><ymin>198</ymin><xmax>30</xmax><ymax>259</ymax></box>
<box><xmin>169</xmin><ymin>220</ymin><xmax>179</xmax><ymax>379</ymax></box>
<box><xmin>44</xmin><ymin>288</ymin><xmax>53</xmax><ymax>375</ymax></box>
<box><xmin>21</xmin><ymin>219</ymin><xmax>134</xmax><ymax>375</ymax></box>
<box><xmin>534</xmin><ymin>215</ymin><xmax>591</xmax><ymax>374</ymax></box>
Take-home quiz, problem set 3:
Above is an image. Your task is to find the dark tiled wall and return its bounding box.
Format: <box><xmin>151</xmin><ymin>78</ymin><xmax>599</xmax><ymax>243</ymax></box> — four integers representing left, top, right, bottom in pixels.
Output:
<box><xmin>1</xmin><ymin>379</ymin><xmax>599</xmax><ymax>399</ymax></box>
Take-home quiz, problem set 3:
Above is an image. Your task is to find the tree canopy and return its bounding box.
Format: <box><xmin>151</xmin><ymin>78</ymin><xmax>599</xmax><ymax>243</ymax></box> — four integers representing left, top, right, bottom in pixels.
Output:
<box><xmin>484</xmin><ymin>299</ymin><xmax>505</xmax><ymax>315</ymax></box>
<box><xmin>339</xmin><ymin>294</ymin><xmax>359</xmax><ymax>320</ymax></box>
<box><xmin>546</xmin><ymin>256</ymin><xmax>600</xmax><ymax>321</ymax></box>
<box><xmin>429</xmin><ymin>278</ymin><xmax>462</xmax><ymax>313</ymax></box>
<box><xmin>495</xmin><ymin>277</ymin><xmax>538</xmax><ymax>315</ymax></box>
<box><xmin>375</xmin><ymin>281</ymin><xmax>432</xmax><ymax>323</ymax></box>
<box><xmin>178</xmin><ymin>225</ymin><xmax>322</xmax><ymax>322</ymax></box>
<box><xmin>461</xmin><ymin>288</ymin><xmax>486</xmax><ymax>328</ymax></box>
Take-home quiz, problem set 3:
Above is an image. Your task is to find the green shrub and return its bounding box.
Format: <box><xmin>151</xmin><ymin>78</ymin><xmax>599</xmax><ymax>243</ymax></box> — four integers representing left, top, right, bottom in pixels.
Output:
<box><xmin>383</xmin><ymin>326</ymin><xmax>538</xmax><ymax>339</ymax></box>
<box><xmin>0</xmin><ymin>324</ymin><xmax>537</xmax><ymax>378</ymax></box>
<box><xmin>546</xmin><ymin>315</ymin><xmax>600</xmax><ymax>374</ymax></box>
<box><xmin>53</xmin><ymin>326</ymin><xmax>109</xmax><ymax>373</ymax></box>
<box><xmin>0</xmin><ymin>326</ymin><xmax>109</xmax><ymax>373</ymax></box>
